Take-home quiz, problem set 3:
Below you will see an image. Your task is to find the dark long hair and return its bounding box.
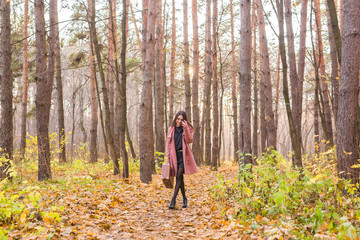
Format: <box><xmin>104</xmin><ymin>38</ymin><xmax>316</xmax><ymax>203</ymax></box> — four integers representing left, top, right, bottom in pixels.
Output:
<box><xmin>171</xmin><ymin>111</ymin><xmax>193</xmax><ymax>128</ymax></box>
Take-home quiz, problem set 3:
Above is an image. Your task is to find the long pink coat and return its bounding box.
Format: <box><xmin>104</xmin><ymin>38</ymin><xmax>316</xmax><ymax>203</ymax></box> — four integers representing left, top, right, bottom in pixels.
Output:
<box><xmin>166</xmin><ymin>125</ymin><xmax>198</xmax><ymax>176</ymax></box>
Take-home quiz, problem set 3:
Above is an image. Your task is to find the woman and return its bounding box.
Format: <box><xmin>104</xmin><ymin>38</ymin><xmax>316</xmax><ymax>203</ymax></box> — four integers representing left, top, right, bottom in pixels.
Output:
<box><xmin>166</xmin><ymin>111</ymin><xmax>198</xmax><ymax>209</ymax></box>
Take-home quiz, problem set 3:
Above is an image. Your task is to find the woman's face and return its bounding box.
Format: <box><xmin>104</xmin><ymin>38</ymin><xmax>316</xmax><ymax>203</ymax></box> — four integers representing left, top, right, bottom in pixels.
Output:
<box><xmin>176</xmin><ymin>115</ymin><xmax>184</xmax><ymax>127</ymax></box>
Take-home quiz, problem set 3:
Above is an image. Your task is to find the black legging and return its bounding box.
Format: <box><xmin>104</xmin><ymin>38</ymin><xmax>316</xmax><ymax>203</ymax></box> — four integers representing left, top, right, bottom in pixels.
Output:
<box><xmin>172</xmin><ymin>167</ymin><xmax>186</xmax><ymax>201</ymax></box>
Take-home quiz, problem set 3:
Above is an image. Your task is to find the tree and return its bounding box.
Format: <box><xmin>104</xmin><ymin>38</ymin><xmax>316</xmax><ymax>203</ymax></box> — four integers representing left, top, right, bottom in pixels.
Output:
<box><xmin>252</xmin><ymin>2</ymin><xmax>258</xmax><ymax>158</ymax></box>
<box><xmin>20</xmin><ymin>0</ymin><xmax>29</xmax><ymax>158</ymax></box>
<box><xmin>0</xmin><ymin>0</ymin><xmax>13</xmax><ymax>179</ymax></box>
<box><xmin>191</xmin><ymin>0</ymin><xmax>202</xmax><ymax>165</ymax></box>
<box><xmin>230</xmin><ymin>0</ymin><xmax>238</xmax><ymax>161</ymax></box>
<box><xmin>140</xmin><ymin>0</ymin><xmax>157</xmax><ymax>183</ymax></box>
<box><xmin>239</xmin><ymin>0</ymin><xmax>252</xmax><ymax>165</ymax></box>
<box><xmin>184</xmin><ymin>0</ymin><xmax>191</xmax><ymax>119</ymax></box>
<box><xmin>336</xmin><ymin>0</ymin><xmax>360</xmax><ymax>186</ymax></box>
<box><xmin>169</xmin><ymin>0</ymin><xmax>176</xmax><ymax>124</ymax></box>
<box><xmin>204</xmin><ymin>0</ymin><xmax>212</xmax><ymax>165</ymax></box>
<box><xmin>35</xmin><ymin>0</ymin><xmax>52</xmax><ymax>180</ymax></box>
<box><xmin>257</xmin><ymin>0</ymin><xmax>276</xmax><ymax>149</ymax></box>
<box><xmin>211</xmin><ymin>0</ymin><xmax>219</xmax><ymax>170</ymax></box>
<box><xmin>326</xmin><ymin>0</ymin><xmax>342</xmax><ymax>64</ymax></box>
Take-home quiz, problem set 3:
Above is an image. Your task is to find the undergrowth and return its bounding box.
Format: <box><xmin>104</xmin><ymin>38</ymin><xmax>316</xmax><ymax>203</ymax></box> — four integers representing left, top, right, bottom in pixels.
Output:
<box><xmin>210</xmin><ymin>148</ymin><xmax>360</xmax><ymax>239</ymax></box>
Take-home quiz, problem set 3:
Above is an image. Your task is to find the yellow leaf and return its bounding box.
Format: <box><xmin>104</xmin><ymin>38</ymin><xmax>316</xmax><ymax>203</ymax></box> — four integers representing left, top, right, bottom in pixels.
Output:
<box><xmin>343</xmin><ymin>150</ymin><xmax>352</xmax><ymax>155</ymax></box>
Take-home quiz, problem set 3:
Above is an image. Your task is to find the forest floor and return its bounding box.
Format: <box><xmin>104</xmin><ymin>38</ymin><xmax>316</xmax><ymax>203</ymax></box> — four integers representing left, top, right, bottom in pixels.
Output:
<box><xmin>4</xmin><ymin>164</ymin><xmax>252</xmax><ymax>240</ymax></box>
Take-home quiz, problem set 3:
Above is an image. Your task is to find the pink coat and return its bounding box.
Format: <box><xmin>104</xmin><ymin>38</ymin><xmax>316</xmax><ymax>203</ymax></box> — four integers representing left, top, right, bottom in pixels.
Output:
<box><xmin>166</xmin><ymin>125</ymin><xmax>198</xmax><ymax>176</ymax></box>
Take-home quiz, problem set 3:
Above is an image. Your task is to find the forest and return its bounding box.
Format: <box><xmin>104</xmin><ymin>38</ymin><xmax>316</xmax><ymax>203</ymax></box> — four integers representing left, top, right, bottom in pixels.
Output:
<box><xmin>0</xmin><ymin>0</ymin><xmax>360</xmax><ymax>238</ymax></box>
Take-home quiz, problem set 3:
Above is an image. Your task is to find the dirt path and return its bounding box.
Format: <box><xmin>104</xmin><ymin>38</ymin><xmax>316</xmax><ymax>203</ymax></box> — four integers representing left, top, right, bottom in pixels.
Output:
<box><xmin>61</xmin><ymin>166</ymin><xmax>240</xmax><ymax>240</ymax></box>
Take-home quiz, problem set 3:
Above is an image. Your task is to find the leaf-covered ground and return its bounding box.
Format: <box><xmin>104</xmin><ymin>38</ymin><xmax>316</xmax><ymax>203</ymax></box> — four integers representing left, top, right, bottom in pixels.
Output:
<box><xmin>3</xmin><ymin>164</ymin><xmax>246</xmax><ymax>239</ymax></box>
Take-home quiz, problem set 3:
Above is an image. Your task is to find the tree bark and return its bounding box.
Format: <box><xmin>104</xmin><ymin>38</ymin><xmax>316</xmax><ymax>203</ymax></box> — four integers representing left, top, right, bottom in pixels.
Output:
<box><xmin>252</xmin><ymin>2</ymin><xmax>258</xmax><ymax>158</ymax></box>
<box><xmin>314</xmin><ymin>0</ymin><xmax>334</xmax><ymax>146</ymax></box>
<box><xmin>89</xmin><ymin>0</ymin><xmax>120</xmax><ymax>175</ymax></box>
<box><xmin>140</xmin><ymin>0</ymin><xmax>157</xmax><ymax>183</ymax></box>
<box><xmin>142</xmin><ymin>0</ymin><xmax>149</xmax><ymax>66</ymax></box>
<box><xmin>257</xmin><ymin>0</ymin><xmax>276</xmax><ymax>149</ymax></box>
<box><xmin>204</xmin><ymin>0</ymin><xmax>212</xmax><ymax>165</ymax></box>
<box><xmin>0</xmin><ymin>0</ymin><xmax>13</xmax><ymax>178</ymax></box>
<box><xmin>192</xmin><ymin>0</ymin><xmax>202</xmax><ymax>165</ymax></box>
<box><xmin>239</xmin><ymin>0</ymin><xmax>252</xmax><ymax>165</ymax></box>
<box><xmin>20</xmin><ymin>0</ymin><xmax>29</xmax><ymax>158</ymax></box>
<box><xmin>211</xmin><ymin>0</ymin><xmax>219</xmax><ymax>170</ymax></box>
<box><xmin>169</xmin><ymin>0</ymin><xmax>175</xmax><ymax>124</ymax></box>
<box><xmin>184</xmin><ymin>0</ymin><xmax>191</xmax><ymax>120</ymax></box>
<box><xmin>326</xmin><ymin>0</ymin><xmax>342</xmax><ymax>64</ymax></box>
<box><xmin>155</xmin><ymin>0</ymin><xmax>165</xmax><ymax>166</ymax></box>
<box><xmin>89</xmin><ymin>41</ymin><xmax>98</xmax><ymax>163</ymax></box>
<box><xmin>326</xmin><ymin>1</ymin><xmax>339</xmax><ymax>128</ymax></box>
<box><xmin>336</xmin><ymin>0</ymin><xmax>360</xmax><ymax>185</ymax></box>
<box><xmin>35</xmin><ymin>0</ymin><xmax>52</xmax><ymax>180</ymax></box>
<box><xmin>276</xmin><ymin>0</ymin><xmax>302</xmax><ymax>169</ymax></box>
<box><xmin>230</xmin><ymin>0</ymin><xmax>239</xmax><ymax>161</ymax></box>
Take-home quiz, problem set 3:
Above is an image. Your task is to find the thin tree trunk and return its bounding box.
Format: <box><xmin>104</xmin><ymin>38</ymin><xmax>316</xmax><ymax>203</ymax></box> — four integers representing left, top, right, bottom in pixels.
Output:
<box><xmin>252</xmin><ymin>2</ymin><xmax>258</xmax><ymax>158</ymax></box>
<box><xmin>169</xmin><ymin>0</ymin><xmax>175</xmax><ymax>124</ymax></box>
<box><xmin>89</xmin><ymin>41</ymin><xmax>98</xmax><ymax>163</ymax></box>
<box><xmin>192</xmin><ymin>0</ymin><xmax>202</xmax><ymax>165</ymax></box>
<box><xmin>275</xmin><ymin>50</ymin><xmax>280</xmax><ymax>130</ymax></box>
<box><xmin>211</xmin><ymin>0</ymin><xmax>219</xmax><ymax>170</ymax></box>
<box><xmin>276</xmin><ymin>0</ymin><xmax>302</xmax><ymax>169</ymax></box>
<box><xmin>183</xmin><ymin>0</ymin><xmax>191</xmax><ymax>120</ymax></box>
<box><xmin>20</xmin><ymin>0</ymin><xmax>29</xmax><ymax>158</ymax></box>
<box><xmin>79</xmin><ymin>89</ymin><xmax>87</xmax><ymax>143</ymax></box>
<box><xmin>239</xmin><ymin>0</ymin><xmax>252</xmax><ymax>165</ymax></box>
<box><xmin>314</xmin><ymin>0</ymin><xmax>334</xmax><ymax>146</ymax></box>
<box><xmin>260</xmin><ymin>51</ymin><xmax>266</xmax><ymax>153</ymax></box>
<box><xmin>326</xmin><ymin>0</ymin><xmax>342</xmax><ymax>64</ymax></box>
<box><xmin>336</xmin><ymin>0</ymin><xmax>360</xmax><ymax>185</ymax></box>
<box><xmin>89</xmin><ymin>0</ymin><xmax>120</xmax><ymax>175</ymax></box>
<box><xmin>0</xmin><ymin>0</ymin><xmax>13</xmax><ymax>178</ymax></box>
<box><xmin>126</xmin><ymin>122</ymin><xmax>137</xmax><ymax>159</ymax></box>
<box><xmin>155</xmin><ymin>0</ymin><xmax>165</xmax><ymax>165</ymax></box>
<box><xmin>230</xmin><ymin>0</ymin><xmax>238</xmax><ymax>161</ymax></box>
<box><xmin>326</xmin><ymin>1</ymin><xmax>339</xmax><ymax>129</ymax></box>
<box><xmin>35</xmin><ymin>0</ymin><xmax>52</xmax><ymax>180</ymax></box>
<box><xmin>140</xmin><ymin>0</ymin><xmax>157</xmax><ymax>183</ymax></box>
<box><xmin>204</xmin><ymin>0</ymin><xmax>212</xmax><ymax>165</ymax></box>
<box><xmin>142</xmin><ymin>0</ymin><xmax>149</xmax><ymax>65</ymax></box>
<box><xmin>257</xmin><ymin>0</ymin><xmax>276</xmax><ymax>149</ymax></box>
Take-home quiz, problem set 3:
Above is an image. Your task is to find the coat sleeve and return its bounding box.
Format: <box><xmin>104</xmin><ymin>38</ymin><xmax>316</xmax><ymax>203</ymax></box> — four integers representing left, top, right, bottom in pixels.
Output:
<box><xmin>184</xmin><ymin>126</ymin><xmax>194</xmax><ymax>144</ymax></box>
<box><xmin>166</xmin><ymin>127</ymin><xmax>171</xmax><ymax>164</ymax></box>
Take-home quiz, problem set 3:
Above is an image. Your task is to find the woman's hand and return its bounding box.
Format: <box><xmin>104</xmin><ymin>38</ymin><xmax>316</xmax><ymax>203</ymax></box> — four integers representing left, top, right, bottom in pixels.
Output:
<box><xmin>182</xmin><ymin>120</ymin><xmax>188</xmax><ymax>129</ymax></box>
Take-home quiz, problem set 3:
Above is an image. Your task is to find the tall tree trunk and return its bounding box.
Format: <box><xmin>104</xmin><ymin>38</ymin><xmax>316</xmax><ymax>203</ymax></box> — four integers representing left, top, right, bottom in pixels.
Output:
<box><xmin>252</xmin><ymin>2</ymin><xmax>258</xmax><ymax>158</ymax></box>
<box><xmin>275</xmin><ymin>50</ymin><xmax>280</xmax><ymax>130</ymax></box>
<box><xmin>35</xmin><ymin>0</ymin><xmax>52</xmax><ymax>180</ymax></box>
<box><xmin>192</xmin><ymin>0</ymin><xmax>202</xmax><ymax>165</ymax></box>
<box><xmin>183</xmin><ymin>0</ymin><xmax>191</xmax><ymax>120</ymax></box>
<box><xmin>260</xmin><ymin>51</ymin><xmax>266</xmax><ymax>153</ymax></box>
<box><xmin>169</xmin><ymin>0</ymin><xmax>175</xmax><ymax>124</ymax></box>
<box><xmin>79</xmin><ymin>89</ymin><xmax>87</xmax><ymax>143</ymax></box>
<box><xmin>239</xmin><ymin>0</ymin><xmax>252</xmax><ymax>165</ymax></box>
<box><xmin>54</xmin><ymin>0</ymin><xmax>66</xmax><ymax>163</ymax></box>
<box><xmin>118</xmin><ymin>0</ymin><xmax>130</xmax><ymax>178</ymax></box>
<box><xmin>211</xmin><ymin>0</ymin><xmax>218</xmax><ymax>170</ymax></box>
<box><xmin>230</xmin><ymin>0</ymin><xmax>239</xmax><ymax>161</ymax></box>
<box><xmin>204</xmin><ymin>0</ymin><xmax>212</xmax><ymax>165</ymax></box>
<box><xmin>142</xmin><ymin>0</ymin><xmax>149</xmax><ymax>65</ymax></box>
<box><xmin>0</xmin><ymin>0</ymin><xmax>13</xmax><ymax>178</ymax></box>
<box><xmin>336</xmin><ymin>0</ymin><xmax>360</xmax><ymax>185</ymax></box>
<box><xmin>257</xmin><ymin>0</ymin><xmax>276</xmax><ymax>149</ymax></box>
<box><xmin>89</xmin><ymin>0</ymin><xmax>120</xmax><ymax>175</ymax></box>
<box><xmin>89</xmin><ymin>42</ymin><xmax>98</xmax><ymax>163</ymax></box>
<box><xmin>297</xmin><ymin>0</ymin><xmax>308</xmax><ymax>144</ymax></box>
<box><xmin>155</xmin><ymin>0</ymin><xmax>165</xmax><ymax>165</ymax></box>
<box><xmin>326</xmin><ymin>0</ymin><xmax>342</xmax><ymax>65</ymax></box>
<box><xmin>276</xmin><ymin>0</ymin><xmax>302</xmax><ymax>169</ymax></box>
<box><xmin>284</xmin><ymin>0</ymin><xmax>301</xmax><ymax>151</ymax></box>
<box><xmin>326</xmin><ymin>1</ymin><xmax>339</xmax><ymax>129</ymax></box>
<box><xmin>20</xmin><ymin>0</ymin><xmax>29</xmax><ymax>158</ymax></box>
<box><xmin>314</xmin><ymin>0</ymin><xmax>334</xmax><ymax>146</ymax></box>
<box><xmin>140</xmin><ymin>0</ymin><xmax>157</xmax><ymax>183</ymax></box>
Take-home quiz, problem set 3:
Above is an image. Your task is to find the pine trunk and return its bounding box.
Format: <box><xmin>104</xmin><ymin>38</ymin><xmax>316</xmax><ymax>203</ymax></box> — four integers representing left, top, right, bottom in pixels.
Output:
<box><xmin>140</xmin><ymin>0</ymin><xmax>157</xmax><ymax>183</ymax></box>
<box><xmin>239</xmin><ymin>0</ymin><xmax>252</xmax><ymax>165</ymax></box>
<box><xmin>169</xmin><ymin>0</ymin><xmax>175</xmax><ymax>124</ymax></box>
<box><xmin>211</xmin><ymin>0</ymin><xmax>218</xmax><ymax>170</ymax></box>
<box><xmin>184</xmin><ymin>0</ymin><xmax>191</xmax><ymax>120</ymax></box>
<box><xmin>252</xmin><ymin>2</ymin><xmax>258</xmax><ymax>158</ymax></box>
<box><xmin>336</xmin><ymin>0</ymin><xmax>360</xmax><ymax>185</ymax></box>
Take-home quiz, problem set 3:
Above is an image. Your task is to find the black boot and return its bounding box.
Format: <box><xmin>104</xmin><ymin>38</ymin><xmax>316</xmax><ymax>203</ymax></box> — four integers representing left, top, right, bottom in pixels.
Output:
<box><xmin>182</xmin><ymin>197</ymin><xmax>187</xmax><ymax>208</ymax></box>
<box><xmin>169</xmin><ymin>198</ymin><xmax>176</xmax><ymax>209</ymax></box>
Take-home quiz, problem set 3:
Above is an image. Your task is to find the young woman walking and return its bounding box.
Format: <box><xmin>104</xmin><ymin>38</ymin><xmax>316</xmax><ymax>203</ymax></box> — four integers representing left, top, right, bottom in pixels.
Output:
<box><xmin>166</xmin><ymin>111</ymin><xmax>198</xmax><ymax>209</ymax></box>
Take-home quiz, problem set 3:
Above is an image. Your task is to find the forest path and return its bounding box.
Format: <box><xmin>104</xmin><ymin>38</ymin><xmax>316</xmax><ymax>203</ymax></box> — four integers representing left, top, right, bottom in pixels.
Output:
<box><xmin>80</xmin><ymin>165</ymin><xmax>239</xmax><ymax>239</ymax></box>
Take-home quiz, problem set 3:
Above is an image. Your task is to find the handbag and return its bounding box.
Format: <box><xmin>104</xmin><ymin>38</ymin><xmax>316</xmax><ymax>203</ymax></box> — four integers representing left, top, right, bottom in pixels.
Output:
<box><xmin>161</xmin><ymin>163</ymin><xmax>174</xmax><ymax>189</ymax></box>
